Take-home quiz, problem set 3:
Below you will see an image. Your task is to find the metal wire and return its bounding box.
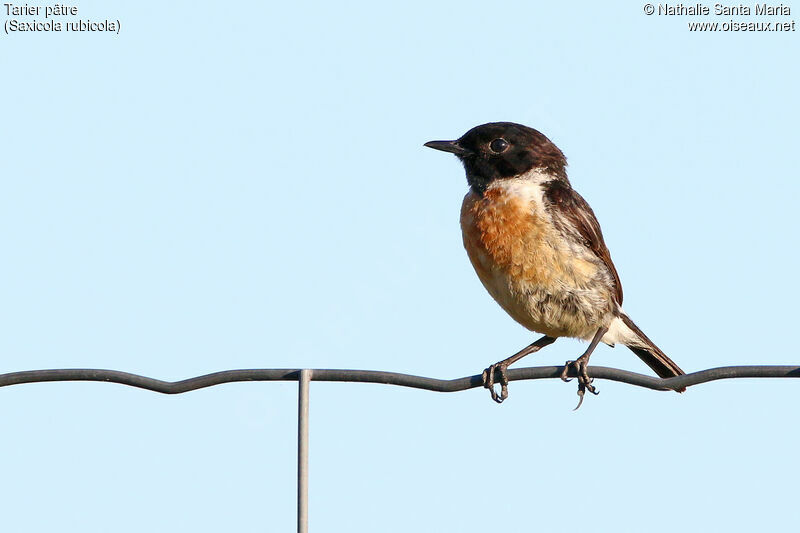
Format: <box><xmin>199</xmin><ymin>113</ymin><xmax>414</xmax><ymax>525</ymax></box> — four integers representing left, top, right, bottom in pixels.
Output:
<box><xmin>297</xmin><ymin>369</ymin><xmax>310</xmax><ymax>533</ymax></box>
<box><xmin>0</xmin><ymin>365</ymin><xmax>797</xmax><ymax>393</ymax></box>
<box><xmin>3</xmin><ymin>364</ymin><xmax>797</xmax><ymax>533</ymax></box>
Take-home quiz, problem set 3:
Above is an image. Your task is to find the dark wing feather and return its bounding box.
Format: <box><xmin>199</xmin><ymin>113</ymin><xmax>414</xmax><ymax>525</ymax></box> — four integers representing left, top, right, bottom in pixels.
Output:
<box><xmin>543</xmin><ymin>180</ymin><xmax>623</xmax><ymax>305</ymax></box>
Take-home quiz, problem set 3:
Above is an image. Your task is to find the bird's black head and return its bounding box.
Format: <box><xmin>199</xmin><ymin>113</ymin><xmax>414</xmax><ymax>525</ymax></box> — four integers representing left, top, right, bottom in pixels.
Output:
<box><xmin>424</xmin><ymin>122</ymin><xmax>567</xmax><ymax>195</ymax></box>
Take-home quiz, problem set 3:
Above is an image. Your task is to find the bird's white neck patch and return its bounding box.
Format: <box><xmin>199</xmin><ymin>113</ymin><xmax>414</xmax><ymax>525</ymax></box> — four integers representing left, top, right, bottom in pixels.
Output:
<box><xmin>485</xmin><ymin>169</ymin><xmax>554</xmax><ymax>210</ymax></box>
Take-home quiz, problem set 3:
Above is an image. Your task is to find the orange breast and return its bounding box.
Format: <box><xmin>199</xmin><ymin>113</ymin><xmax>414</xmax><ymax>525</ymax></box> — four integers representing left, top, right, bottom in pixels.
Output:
<box><xmin>459</xmin><ymin>181</ymin><xmax>616</xmax><ymax>338</ymax></box>
<box><xmin>461</xmin><ymin>187</ymin><xmax>558</xmax><ymax>286</ymax></box>
<box><xmin>460</xmin><ymin>182</ymin><xmax>612</xmax><ymax>337</ymax></box>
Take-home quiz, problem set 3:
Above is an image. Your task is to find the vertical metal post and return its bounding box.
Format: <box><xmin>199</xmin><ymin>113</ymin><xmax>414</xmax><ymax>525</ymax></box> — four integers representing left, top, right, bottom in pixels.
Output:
<box><xmin>297</xmin><ymin>369</ymin><xmax>311</xmax><ymax>533</ymax></box>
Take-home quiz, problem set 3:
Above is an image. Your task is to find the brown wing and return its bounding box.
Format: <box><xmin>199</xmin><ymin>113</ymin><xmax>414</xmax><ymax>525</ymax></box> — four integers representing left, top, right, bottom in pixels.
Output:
<box><xmin>542</xmin><ymin>180</ymin><xmax>623</xmax><ymax>305</ymax></box>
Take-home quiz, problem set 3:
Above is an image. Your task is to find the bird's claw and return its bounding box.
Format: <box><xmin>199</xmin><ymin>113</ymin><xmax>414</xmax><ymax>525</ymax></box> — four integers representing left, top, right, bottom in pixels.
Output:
<box><xmin>573</xmin><ymin>380</ymin><xmax>600</xmax><ymax>410</ymax></box>
<box><xmin>482</xmin><ymin>363</ymin><xmax>509</xmax><ymax>404</ymax></box>
<box><xmin>561</xmin><ymin>357</ymin><xmax>599</xmax><ymax>410</ymax></box>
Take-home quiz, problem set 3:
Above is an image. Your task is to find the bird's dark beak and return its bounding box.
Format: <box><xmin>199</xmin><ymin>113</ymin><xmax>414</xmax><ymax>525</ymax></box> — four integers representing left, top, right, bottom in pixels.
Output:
<box><xmin>424</xmin><ymin>140</ymin><xmax>471</xmax><ymax>156</ymax></box>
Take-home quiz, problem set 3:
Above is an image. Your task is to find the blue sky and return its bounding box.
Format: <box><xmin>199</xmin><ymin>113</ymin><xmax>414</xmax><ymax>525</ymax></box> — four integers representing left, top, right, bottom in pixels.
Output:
<box><xmin>1</xmin><ymin>1</ymin><xmax>799</xmax><ymax>531</ymax></box>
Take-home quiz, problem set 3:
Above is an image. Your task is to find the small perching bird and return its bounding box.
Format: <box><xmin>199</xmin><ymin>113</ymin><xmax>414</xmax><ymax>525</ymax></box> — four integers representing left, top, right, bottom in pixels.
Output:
<box><xmin>425</xmin><ymin>122</ymin><xmax>684</xmax><ymax>407</ymax></box>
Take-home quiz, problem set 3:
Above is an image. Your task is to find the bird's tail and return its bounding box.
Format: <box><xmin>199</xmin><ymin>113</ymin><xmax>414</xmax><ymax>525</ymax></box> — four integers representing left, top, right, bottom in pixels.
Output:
<box><xmin>619</xmin><ymin>314</ymin><xmax>686</xmax><ymax>393</ymax></box>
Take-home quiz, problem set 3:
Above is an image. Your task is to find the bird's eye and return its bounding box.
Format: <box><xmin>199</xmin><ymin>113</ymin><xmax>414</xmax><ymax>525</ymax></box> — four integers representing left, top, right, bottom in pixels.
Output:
<box><xmin>489</xmin><ymin>138</ymin><xmax>509</xmax><ymax>153</ymax></box>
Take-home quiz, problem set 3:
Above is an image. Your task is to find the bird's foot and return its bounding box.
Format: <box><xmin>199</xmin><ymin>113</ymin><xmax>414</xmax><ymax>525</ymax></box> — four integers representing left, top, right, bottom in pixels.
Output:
<box><xmin>560</xmin><ymin>355</ymin><xmax>599</xmax><ymax>410</ymax></box>
<box><xmin>482</xmin><ymin>363</ymin><xmax>510</xmax><ymax>404</ymax></box>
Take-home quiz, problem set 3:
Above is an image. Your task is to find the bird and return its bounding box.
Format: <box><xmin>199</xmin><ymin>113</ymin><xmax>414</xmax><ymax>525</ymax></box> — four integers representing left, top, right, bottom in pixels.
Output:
<box><xmin>424</xmin><ymin>122</ymin><xmax>684</xmax><ymax>407</ymax></box>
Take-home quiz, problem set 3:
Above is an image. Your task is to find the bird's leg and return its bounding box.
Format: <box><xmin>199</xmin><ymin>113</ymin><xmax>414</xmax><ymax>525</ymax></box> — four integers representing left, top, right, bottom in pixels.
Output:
<box><xmin>560</xmin><ymin>326</ymin><xmax>608</xmax><ymax>410</ymax></box>
<box><xmin>483</xmin><ymin>336</ymin><xmax>557</xmax><ymax>404</ymax></box>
